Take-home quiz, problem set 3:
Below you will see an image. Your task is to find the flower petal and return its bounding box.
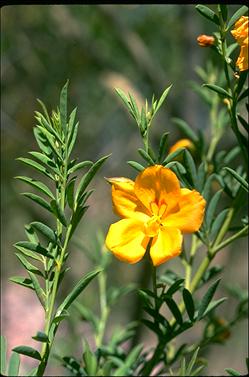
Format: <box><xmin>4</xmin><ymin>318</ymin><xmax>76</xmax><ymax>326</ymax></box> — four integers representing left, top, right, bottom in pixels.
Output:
<box><xmin>134</xmin><ymin>165</ymin><xmax>181</xmax><ymax>213</ymax></box>
<box><xmin>105</xmin><ymin>218</ymin><xmax>148</xmax><ymax>264</ymax></box>
<box><xmin>108</xmin><ymin>177</ymin><xmax>150</xmax><ymax>221</ymax></box>
<box><xmin>150</xmin><ymin>227</ymin><xmax>182</xmax><ymax>266</ymax></box>
<box><xmin>163</xmin><ymin>188</ymin><xmax>206</xmax><ymax>233</ymax></box>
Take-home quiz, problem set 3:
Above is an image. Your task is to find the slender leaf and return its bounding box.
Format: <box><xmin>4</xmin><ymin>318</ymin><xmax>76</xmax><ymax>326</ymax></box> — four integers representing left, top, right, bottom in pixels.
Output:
<box><xmin>21</xmin><ymin>192</ymin><xmax>52</xmax><ymax>213</ymax></box>
<box><xmin>30</xmin><ymin>222</ymin><xmax>56</xmax><ymax>244</ymax></box>
<box><xmin>15</xmin><ymin>253</ymin><xmax>43</xmax><ymax>277</ymax></box>
<box><xmin>219</xmin><ymin>4</ymin><xmax>227</xmax><ymax>21</ymax></box>
<box><xmin>225</xmin><ymin>367</ymin><xmax>241</xmax><ymax>376</ymax></box>
<box><xmin>210</xmin><ymin>208</ymin><xmax>229</xmax><ymax>241</ymax></box>
<box><xmin>113</xmin><ymin>344</ymin><xmax>143</xmax><ymax>376</ymax></box>
<box><xmin>70</xmin><ymin>206</ymin><xmax>89</xmax><ymax>236</ymax></box>
<box><xmin>172</xmin><ymin>118</ymin><xmax>198</xmax><ymax>143</ymax></box>
<box><xmin>223</xmin><ymin>167</ymin><xmax>248</xmax><ymax>192</ymax></box>
<box><xmin>127</xmin><ymin>161</ymin><xmax>145</xmax><ymax>172</ymax></box>
<box><xmin>75</xmin><ymin>154</ymin><xmax>110</xmax><ymax>201</ymax></box>
<box><xmin>14</xmin><ymin>241</ymin><xmax>53</xmax><ymax>259</ymax></box>
<box><xmin>202</xmin><ymin>297</ymin><xmax>227</xmax><ymax>317</ymax></box>
<box><xmin>165</xmin><ymin>161</ymin><xmax>186</xmax><ymax>174</ymax></box>
<box><xmin>15</xmin><ymin>176</ymin><xmax>54</xmax><ymax>199</ymax></box>
<box><xmin>68</xmin><ymin>122</ymin><xmax>79</xmax><ymax>158</ymax></box>
<box><xmin>158</xmin><ymin>131</ymin><xmax>170</xmax><ymax>163</ymax></box>
<box><xmin>186</xmin><ymin>347</ymin><xmax>200</xmax><ymax>375</ymax></box>
<box><xmin>32</xmin><ymin>332</ymin><xmax>49</xmax><ymax>343</ymax></box>
<box><xmin>165</xmin><ymin>279</ymin><xmax>185</xmax><ymax>297</ymax></box>
<box><xmin>184</xmin><ymin>149</ymin><xmax>197</xmax><ymax>185</ymax></box>
<box><xmin>28</xmin><ymin>271</ymin><xmax>46</xmax><ymax>308</ymax></box>
<box><xmin>9</xmin><ymin>276</ymin><xmax>34</xmax><ymax>290</ymax></box>
<box><xmin>50</xmin><ymin>199</ymin><xmax>67</xmax><ymax>226</ymax></box>
<box><xmin>138</xmin><ymin>148</ymin><xmax>155</xmax><ymax>165</ymax></box>
<box><xmin>182</xmin><ymin>288</ymin><xmax>195</xmax><ymax>321</ymax></box>
<box><xmin>60</xmin><ymin>80</ymin><xmax>69</xmax><ymax>134</ymax></box>
<box><xmin>195</xmin><ymin>5</ymin><xmax>219</xmax><ymax>25</ymax></box>
<box><xmin>197</xmin><ymin>279</ymin><xmax>221</xmax><ymax>320</ymax></box>
<box><xmin>12</xmin><ymin>346</ymin><xmax>41</xmax><ymax>361</ymax></box>
<box><xmin>238</xmin><ymin>115</ymin><xmax>249</xmax><ymax>133</ymax></box>
<box><xmin>16</xmin><ymin>157</ymin><xmax>53</xmax><ymax>179</ymax></box>
<box><xmin>67</xmin><ymin>161</ymin><xmax>93</xmax><ymax>175</ymax></box>
<box><xmin>205</xmin><ymin>190</ymin><xmax>223</xmax><ymax>229</ymax></box>
<box><xmin>227</xmin><ymin>5</ymin><xmax>249</xmax><ymax>30</ymax></box>
<box><xmin>33</xmin><ymin>126</ymin><xmax>52</xmax><ymax>156</ymax></box>
<box><xmin>203</xmin><ymin>84</ymin><xmax>232</xmax><ymax>98</ymax></box>
<box><xmin>66</xmin><ymin>177</ymin><xmax>76</xmax><ymax>210</ymax></box>
<box><xmin>8</xmin><ymin>352</ymin><xmax>20</xmax><ymax>377</ymax></box>
<box><xmin>155</xmin><ymin>85</ymin><xmax>172</xmax><ymax>113</ymax></box>
<box><xmin>56</xmin><ymin>268</ymin><xmax>102</xmax><ymax>315</ymax></box>
<box><xmin>162</xmin><ymin>148</ymin><xmax>185</xmax><ymax>165</ymax></box>
<box><xmin>128</xmin><ymin>92</ymin><xmax>140</xmax><ymax>121</ymax></box>
<box><xmin>82</xmin><ymin>341</ymin><xmax>98</xmax><ymax>376</ymax></box>
<box><xmin>165</xmin><ymin>297</ymin><xmax>183</xmax><ymax>325</ymax></box>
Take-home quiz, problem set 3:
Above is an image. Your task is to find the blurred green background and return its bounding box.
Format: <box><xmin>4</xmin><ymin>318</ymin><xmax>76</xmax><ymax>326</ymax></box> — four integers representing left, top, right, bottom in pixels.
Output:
<box><xmin>1</xmin><ymin>4</ymin><xmax>247</xmax><ymax>376</ymax></box>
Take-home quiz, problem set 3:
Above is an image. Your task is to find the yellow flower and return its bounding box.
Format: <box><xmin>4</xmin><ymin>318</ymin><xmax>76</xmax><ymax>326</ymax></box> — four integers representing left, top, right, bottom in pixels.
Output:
<box><xmin>105</xmin><ymin>165</ymin><xmax>206</xmax><ymax>266</ymax></box>
<box><xmin>197</xmin><ymin>34</ymin><xmax>215</xmax><ymax>47</ymax></box>
<box><xmin>168</xmin><ymin>138</ymin><xmax>194</xmax><ymax>155</ymax></box>
<box><xmin>231</xmin><ymin>16</ymin><xmax>249</xmax><ymax>71</ymax></box>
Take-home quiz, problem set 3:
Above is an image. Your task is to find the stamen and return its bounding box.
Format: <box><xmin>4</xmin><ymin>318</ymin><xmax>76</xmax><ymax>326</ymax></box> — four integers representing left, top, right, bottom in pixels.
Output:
<box><xmin>158</xmin><ymin>202</ymin><xmax>167</xmax><ymax>217</ymax></box>
<box><xmin>150</xmin><ymin>201</ymin><xmax>159</xmax><ymax>215</ymax></box>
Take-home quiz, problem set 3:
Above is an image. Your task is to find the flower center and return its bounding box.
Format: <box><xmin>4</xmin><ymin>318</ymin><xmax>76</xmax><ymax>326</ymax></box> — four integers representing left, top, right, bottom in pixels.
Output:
<box><xmin>144</xmin><ymin>200</ymin><xmax>168</xmax><ymax>237</ymax></box>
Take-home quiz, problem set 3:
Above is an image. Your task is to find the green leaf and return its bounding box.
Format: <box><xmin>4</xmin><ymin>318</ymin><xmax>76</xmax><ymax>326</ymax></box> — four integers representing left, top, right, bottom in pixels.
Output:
<box><xmin>33</xmin><ymin>126</ymin><xmax>52</xmax><ymax>156</ymax></box>
<box><xmin>197</xmin><ymin>279</ymin><xmax>221</xmax><ymax>320</ymax></box>
<box><xmin>158</xmin><ymin>132</ymin><xmax>170</xmax><ymax>163</ymax></box>
<box><xmin>184</xmin><ymin>149</ymin><xmax>197</xmax><ymax>186</ymax></box>
<box><xmin>8</xmin><ymin>352</ymin><xmax>20</xmax><ymax>376</ymax></box>
<box><xmin>82</xmin><ymin>340</ymin><xmax>98</xmax><ymax>376</ymax></box>
<box><xmin>155</xmin><ymin>85</ymin><xmax>172</xmax><ymax>113</ymax></box>
<box><xmin>30</xmin><ymin>222</ymin><xmax>56</xmax><ymax>244</ymax></box>
<box><xmin>66</xmin><ymin>177</ymin><xmax>76</xmax><ymax>210</ymax></box>
<box><xmin>75</xmin><ymin>154</ymin><xmax>110</xmax><ymax>201</ymax></box>
<box><xmin>165</xmin><ymin>278</ymin><xmax>185</xmax><ymax>296</ymax></box>
<box><xmin>227</xmin><ymin>5</ymin><xmax>249</xmax><ymax>30</ymax></box>
<box><xmin>12</xmin><ymin>346</ymin><xmax>41</xmax><ymax>361</ymax></box>
<box><xmin>14</xmin><ymin>241</ymin><xmax>53</xmax><ymax>259</ymax></box>
<box><xmin>113</xmin><ymin>344</ymin><xmax>143</xmax><ymax>376</ymax></box>
<box><xmin>223</xmin><ymin>167</ymin><xmax>248</xmax><ymax>192</ymax></box>
<box><xmin>35</xmin><ymin>112</ymin><xmax>63</xmax><ymax>144</ymax></box>
<box><xmin>32</xmin><ymin>331</ymin><xmax>49</xmax><ymax>343</ymax></box>
<box><xmin>182</xmin><ymin>288</ymin><xmax>195</xmax><ymax>322</ymax></box>
<box><xmin>165</xmin><ymin>297</ymin><xmax>183</xmax><ymax>325</ymax></box>
<box><xmin>210</xmin><ymin>208</ymin><xmax>229</xmax><ymax>241</ymax></box>
<box><xmin>140</xmin><ymin>107</ymin><xmax>147</xmax><ymax>133</ymax></box>
<box><xmin>115</xmin><ymin>88</ymin><xmax>131</xmax><ymax>112</ymax></box>
<box><xmin>16</xmin><ymin>157</ymin><xmax>53</xmax><ymax>179</ymax></box>
<box><xmin>219</xmin><ymin>4</ymin><xmax>227</xmax><ymax>22</ymax></box>
<box><xmin>15</xmin><ymin>253</ymin><xmax>43</xmax><ymax>277</ymax></box>
<box><xmin>9</xmin><ymin>276</ymin><xmax>35</xmax><ymax>290</ymax></box>
<box><xmin>50</xmin><ymin>199</ymin><xmax>67</xmax><ymax>226</ymax></box>
<box><xmin>1</xmin><ymin>335</ymin><xmax>7</xmax><ymax>375</ymax></box>
<box><xmin>67</xmin><ymin>161</ymin><xmax>93</xmax><ymax>175</ymax></box>
<box><xmin>195</xmin><ymin>5</ymin><xmax>219</xmax><ymax>25</ymax></box>
<box><xmin>68</xmin><ymin>122</ymin><xmax>79</xmax><ymax>158</ymax></box>
<box><xmin>238</xmin><ymin>115</ymin><xmax>249</xmax><ymax>133</ymax></box>
<box><xmin>128</xmin><ymin>92</ymin><xmax>140</xmax><ymax>121</ymax></box>
<box><xmin>165</xmin><ymin>161</ymin><xmax>187</xmax><ymax>175</ymax></box>
<box><xmin>186</xmin><ymin>347</ymin><xmax>200</xmax><ymax>375</ymax></box>
<box><xmin>36</xmin><ymin>126</ymin><xmax>62</xmax><ymax>160</ymax></box>
<box><xmin>162</xmin><ymin>148</ymin><xmax>185</xmax><ymax>165</ymax></box>
<box><xmin>70</xmin><ymin>206</ymin><xmax>89</xmax><ymax>236</ymax></box>
<box><xmin>37</xmin><ymin>98</ymin><xmax>51</xmax><ymax>125</ymax></box>
<box><xmin>56</xmin><ymin>268</ymin><xmax>102</xmax><ymax>315</ymax></box>
<box><xmin>202</xmin><ymin>297</ymin><xmax>227</xmax><ymax>317</ymax></box>
<box><xmin>203</xmin><ymin>84</ymin><xmax>232</xmax><ymax>98</ymax></box>
<box><xmin>138</xmin><ymin>148</ymin><xmax>155</xmax><ymax>165</ymax></box>
<box><xmin>15</xmin><ymin>176</ymin><xmax>54</xmax><ymax>199</ymax></box>
<box><xmin>172</xmin><ymin>118</ymin><xmax>198</xmax><ymax>143</ymax></box>
<box><xmin>60</xmin><ymin>80</ymin><xmax>69</xmax><ymax>134</ymax></box>
<box><xmin>127</xmin><ymin>161</ymin><xmax>145</xmax><ymax>172</ymax></box>
<box><xmin>22</xmin><ymin>192</ymin><xmax>52</xmax><ymax>213</ymax></box>
<box><xmin>226</xmin><ymin>43</ymin><xmax>238</xmax><ymax>58</ymax></box>
<box><xmin>225</xmin><ymin>367</ymin><xmax>241</xmax><ymax>376</ymax></box>
<box><xmin>205</xmin><ymin>190</ymin><xmax>223</xmax><ymax>229</ymax></box>
<box><xmin>73</xmin><ymin>301</ymin><xmax>98</xmax><ymax>332</ymax></box>
<box><xmin>28</xmin><ymin>271</ymin><xmax>46</xmax><ymax>308</ymax></box>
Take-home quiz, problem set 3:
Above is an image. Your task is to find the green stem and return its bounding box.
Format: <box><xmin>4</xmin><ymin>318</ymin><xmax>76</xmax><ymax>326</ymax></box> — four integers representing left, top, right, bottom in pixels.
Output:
<box><xmin>152</xmin><ymin>265</ymin><xmax>158</xmax><ymax>323</ymax></box>
<box><xmin>212</xmin><ymin>225</ymin><xmax>248</xmax><ymax>254</ymax></box>
<box><xmin>96</xmin><ymin>270</ymin><xmax>109</xmax><ymax>348</ymax></box>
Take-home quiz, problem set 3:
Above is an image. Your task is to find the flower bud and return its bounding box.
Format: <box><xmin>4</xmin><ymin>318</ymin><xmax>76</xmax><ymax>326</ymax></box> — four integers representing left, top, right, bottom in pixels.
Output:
<box><xmin>197</xmin><ymin>34</ymin><xmax>215</xmax><ymax>47</ymax></box>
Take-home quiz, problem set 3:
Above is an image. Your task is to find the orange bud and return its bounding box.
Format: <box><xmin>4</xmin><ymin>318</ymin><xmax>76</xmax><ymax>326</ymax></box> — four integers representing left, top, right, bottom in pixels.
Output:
<box><xmin>197</xmin><ymin>34</ymin><xmax>215</xmax><ymax>47</ymax></box>
<box><xmin>169</xmin><ymin>138</ymin><xmax>194</xmax><ymax>155</ymax></box>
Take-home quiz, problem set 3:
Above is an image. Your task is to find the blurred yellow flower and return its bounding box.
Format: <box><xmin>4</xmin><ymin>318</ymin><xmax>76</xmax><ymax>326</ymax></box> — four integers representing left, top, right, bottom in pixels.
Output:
<box><xmin>169</xmin><ymin>138</ymin><xmax>194</xmax><ymax>155</ymax></box>
<box><xmin>197</xmin><ymin>34</ymin><xmax>215</xmax><ymax>47</ymax></box>
<box><xmin>231</xmin><ymin>16</ymin><xmax>248</xmax><ymax>71</ymax></box>
<box><xmin>105</xmin><ymin>165</ymin><xmax>206</xmax><ymax>266</ymax></box>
